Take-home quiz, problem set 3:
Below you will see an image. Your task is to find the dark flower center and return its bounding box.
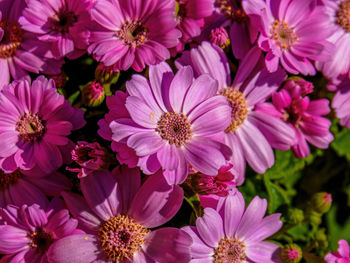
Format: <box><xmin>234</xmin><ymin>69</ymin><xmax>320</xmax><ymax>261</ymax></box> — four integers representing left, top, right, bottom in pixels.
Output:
<box><xmin>16</xmin><ymin>112</ymin><xmax>46</xmax><ymax>143</ymax></box>
<box><xmin>213</xmin><ymin>237</ymin><xmax>246</xmax><ymax>263</ymax></box>
<box><xmin>270</xmin><ymin>20</ymin><xmax>298</xmax><ymax>50</ymax></box>
<box><xmin>0</xmin><ymin>20</ymin><xmax>23</xmax><ymax>58</ymax></box>
<box><xmin>49</xmin><ymin>8</ymin><xmax>77</xmax><ymax>33</ymax></box>
<box><xmin>215</xmin><ymin>0</ymin><xmax>248</xmax><ymax>23</ymax></box>
<box><xmin>0</xmin><ymin>170</ymin><xmax>23</xmax><ymax>191</ymax></box>
<box><xmin>156</xmin><ymin>112</ymin><xmax>192</xmax><ymax>146</ymax></box>
<box><xmin>29</xmin><ymin>227</ymin><xmax>55</xmax><ymax>254</ymax></box>
<box><xmin>336</xmin><ymin>0</ymin><xmax>350</xmax><ymax>32</ymax></box>
<box><xmin>117</xmin><ymin>20</ymin><xmax>148</xmax><ymax>47</ymax></box>
<box><xmin>98</xmin><ymin>215</ymin><xmax>150</xmax><ymax>261</ymax></box>
<box><xmin>219</xmin><ymin>88</ymin><xmax>248</xmax><ymax>133</ymax></box>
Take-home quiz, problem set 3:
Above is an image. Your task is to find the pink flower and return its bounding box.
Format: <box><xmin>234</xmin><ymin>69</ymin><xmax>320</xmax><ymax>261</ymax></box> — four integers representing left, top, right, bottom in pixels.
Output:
<box><xmin>0</xmin><ymin>169</ymin><xmax>71</xmax><ymax>208</ymax></box>
<box><xmin>262</xmin><ymin>78</ymin><xmax>333</xmax><ymax>158</ymax></box>
<box><xmin>246</xmin><ymin>0</ymin><xmax>334</xmax><ymax>75</ymax></box>
<box><xmin>330</xmin><ymin>75</ymin><xmax>350</xmax><ymax>129</ymax></box>
<box><xmin>316</xmin><ymin>0</ymin><xmax>350</xmax><ymax>80</ymax></box>
<box><xmin>110</xmin><ymin>62</ymin><xmax>232</xmax><ymax>185</ymax></box>
<box><xmin>0</xmin><ymin>198</ymin><xmax>80</xmax><ymax>262</ymax></box>
<box><xmin>0</xmin><ymin>76</ymin><xmax>86</xmax><ymax>174</ymax></box>
<box><xmin>47</xmin><ymin>167</ymin><xmax>192</xmax><ymax>263</ymax></box>
<box><xmin>182</xmin><ymin>190</ymin><xmax>283</xmax><ymax>262</ymax></box>
<box><xmin>176</xmin><ymin>42</ymin><xmax>295</xmax><ymax>179</ymax></box>
<box><xmin>325</xmin><ymin>239</ymin><xmax>350</xmax><ymax>263</ymax></box>
<box><xmin>0</xmin><ymin>0</ymin><xmax>63</xmax><ymax>89</ymax></box>
<box><xmin>67</xmin><ymin>141</ymin><xmax>110</xmax><ymax>178</ymax></box>
<box><xmin>88</xmin><ymin>0</ymin><xmax>181</xmax><ymax>72</ymax></box>
<box><xmin>209</xmin><ymin>26</ymin><xmax>230</xmax><ymax>48</ymax></box>
<box><xmin>98</xmin><ymin>91</ymin><xmax>139</xmax><ymax>169</ymax></box>
<box><xmin>19</xmin><ymin>0</ymin><xmax>93</xmax><ymax>59</ymax></box>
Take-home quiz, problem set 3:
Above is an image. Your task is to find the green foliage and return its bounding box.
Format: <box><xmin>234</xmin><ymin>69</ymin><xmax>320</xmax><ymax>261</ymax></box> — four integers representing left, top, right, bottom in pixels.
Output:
<box><xmin>331</xmin><ymin>127</ymin><xmax>350</xmax><ymax>161</ymax></box>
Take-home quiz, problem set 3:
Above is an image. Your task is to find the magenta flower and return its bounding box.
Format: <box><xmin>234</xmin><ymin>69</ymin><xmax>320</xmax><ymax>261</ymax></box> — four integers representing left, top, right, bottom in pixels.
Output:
<box><xmin>110</xmin><ymin>62</ymin><xmax>232</xmax><ymax>184</ymax></box>
<box><xmin>325</xmin><ymin>239</ymin><xmax>350</xmax><ymax>263</ymax></box>
<box><xmin>176</xmin><ymin>42</ymin><xmax>294</xmax><ymax>178</ymax></box>
<box><xmin>316</xmin><ymin>0</ymin><xmax>350</xmax><ymax>80</ymax></box>
<box><xmin>0</xmin><ymin>169</ymin><xmax>71</xmax><ymax>208</ymax></box>
<box><xmin>0</xmin><ymin>76</ymin><xmax>86</xmax><ymax>174</ymax></box>
<box><xmin>0</xmin><ymin>0</ymin><xmax>63</xmax><ymax>88</ymax></box>
<box><xmin>246</xmin><ymin>0</ymin><xmax>334</xmax><ymax>75</ymax></box>
<box><xmin>171</xmin><ymin>0</ymin><xmax>214</xmax><ymax>56</ymax></box>
<box><xmin>19</xmin><ymin>0</ymin><xmax>93</xmax><ymax>59</ymax></box>
<box><xmin>98</xmin><ymin>91</ymin><xmax>139</xmax><ymax>169</ymax></box>
<box><xmin>261</xmin><ymin>78</ymin><xmax>333</xmax><ymax>158</ymax></box>
<box><xmin>182</xmin><ymin>190</ymin><xmax>282</xmax><ymax>262</ymax></box>
<box><xmin>47</xmin><ymin>167</ymin><xmax>192</xmax><ymax>263</ymax></box>
<box><xmin>88</xmin><ymin>0</ymin><xmax>181</xmax><ymax>72</ymax></box>
<box><xmin>0</xmin><ymin>198</ymin><xmax>79</xmax><ymax>262</ymax></box>
<box><xmin>329</xmin><ymin>75</ymin><xmax>350</xmax><ymax>129</ymax></box>
<box><xmin>67</xmin><ymin>141</ymin><xmax>110</xmax><ymax>178</ymax></box>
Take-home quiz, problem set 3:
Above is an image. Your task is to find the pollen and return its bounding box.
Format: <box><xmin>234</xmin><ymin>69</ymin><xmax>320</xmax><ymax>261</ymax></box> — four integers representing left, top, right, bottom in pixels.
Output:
<box><xmin>16</xmin><ymin>112</ymin><xmax>46</xmax><ymax>143</ymax></box>
<box><xmin>0</xmin><ymin>20</ymin><xmax>23</xmax><ymax>58</ymax></box>
<box><xmin>270</xmin><ymin>20</ymin><xmax>298</xmax><ymax>50</ymax></box>
<box><xmin>336</xmin><ymin>0</ymin><xmax>350</xmax><ymax>32</ymax></box>
<box><xmin>213</xmin><ymin>237</ymin><xmax>246</xmax><ymax>263</ymax></box>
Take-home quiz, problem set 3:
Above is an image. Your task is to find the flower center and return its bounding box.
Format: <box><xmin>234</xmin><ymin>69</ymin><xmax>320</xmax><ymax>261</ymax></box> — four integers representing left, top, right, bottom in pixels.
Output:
<box><xmin>29</xmin><ymin>227</ymin><xmax>55</xmax><ymax>254</ymax></box>
<box><xmin>270</xmin><ymin>20</ymin><xmax>298</xmax><ymax>50</ymax></box>
<box><xmin>213</xmin><ymin>237</ymin><xmax>246</xmax><ymax>263</ymax></box>
<box><xmin>156</xmin><ymin>112</ymin><xmax>192</xmax><ymax>146</ymax></box>
<box><xmin>219</xmin><ymin>88</ymin><xmax>248</xmax><ymax>133</ymax></box>
<box><xmin>0</xmin><ymin>170</ymin><xmax>23</xmax><ymax>191</ymax></box>
<box><xmin>215</xmin><ymin>0</ymin><xmax>248</xmax><ymax>23</ymax></box>
<box><xmin>73</xmin><ymin>146</ymin><xmax>93</xmax><ymax>163</ymax></box>
<box><xmin>49</xmin><ymin>8</ymin><xmax>77</xmax><ymax>33</ymax></box>
<box><xmin>16</xmin><ymin>112</ymin><xmax>46</xmax><ymax>143</ymax></box>
<box><xmin>98</xmin><ymin>215</ymin><xmax>150</xmax><ymax>261</ymax></box>
<box><xmin>336</xmin><ymin>0</ymin><xmax>350</xmax><ymax>32</ymax></box>
<box><xmin>117</xmin><ymin>20</ymin><xmax>148</xmax><ymax>47</ymax></box>
<box><xmin>0</xmin><ymin>20</ymin><xmax>23</xmax><ymax>58</ymax></box>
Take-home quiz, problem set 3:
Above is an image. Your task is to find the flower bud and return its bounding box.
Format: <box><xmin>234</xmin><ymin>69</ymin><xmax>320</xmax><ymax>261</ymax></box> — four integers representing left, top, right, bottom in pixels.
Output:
<box><xmin>286</xmin><ymin>208</ymin><xmax>304</xmax><ymax>225</ymax></box>
<box><xmin>49</xmin><ymin>72</ymin><xmax>68</xmax><ymax>89</ymax></box>
<box><xmin>95</xmin><ymin>63</ymin><xmax>120</xmax><ymax>84</ymax></box>
<box><xmin>310</xmin><ymin>192</ymin><xmax>332</xmax><ymax>214</ymax></box>
<box><xmin>315</xmin><ymin>228</ymin><xmax>328</xmax><ymax>249</ymax></box>
<box><xmin>209</xmin><ymin>27</ymin><xmax>230</xmax><ymax>48</ymax></box>
<box><xmin>81</xmin><ymin>80</ymin><xmax>105</xmax><ymax>107</ymax></box>
<box><xmin>283</xmin><ymin>77</ymin><xmax>314</xmax><ymax>97</ymax></box>
<box><xmin>67</xmin><ymin>141</ymin><xmax>110</xmax><ymax>178</ymax></box>
<box><xmin>280</xmin><ymin>244</ymin><xmax>302</xmax><ymax>263</ymax></box>
<box><xmin>307</xmin><ymin>210</ymin><xmax>322</xmax><ymax>226</ymax></box>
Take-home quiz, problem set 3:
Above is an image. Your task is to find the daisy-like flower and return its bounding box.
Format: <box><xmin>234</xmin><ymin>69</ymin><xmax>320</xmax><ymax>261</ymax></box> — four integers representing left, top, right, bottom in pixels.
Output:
<box><xmin>317</xmin><ymin>0</ymin><xmax>350</xmax><ymax>79</ymax></box>
<box><xmin>0</xmin><ymin>0</ymin><xmax>63</xmax><ymax>88</ymax></box>
<box><xmin>19</xmin><ymin>0</ymin><xmax>94</xmax><ymax>59</ymax></box>
<box><xmin>0</xmin><ymin>76</ymin><xmax>86</xmax><ymax>174</ymax></box>
<box><xmin>325</xmin><ymin>239</ymin><xmax>350</xmax><ymax>263</ymax></box>
<box><xmin>330</xmin><ymin>75</ymin><xmax>350</xmax><ymax>129</ymax></box>
<box><xmin>0</xmin><ymin>168</ymin><xmax>71</xmax><ymax>208</ymax></box>
<box><xmin>262</xmin><ymin>78</ymin><xmax>333</xmax><ymax>158</ymax></box>
<box><xmin>0</xmin><ymin>198</ymin><xmax>80</xmax><ymax>262</ymax></box>
<box><xmin>110</xmin><ymin>62</ymin><xmax>232</xmax><ymax>185</ymax></box>
<box><xmin>176</xmin><ymin>42</ymin><xmax>294</xmax><ymax>179</ymax></box>
<box><xmin>182</xmin><ymin>190</ymin><xmax>283</xmax><ymax>262</ymax></box>
<box><xmin>246</xmin><ymin>0</ymin><xmax>334</xmax><ymax>75</ymax></box>
<box><xmin>88</xmin><ymin>0</ymin><xmax>181</xmax><ymax>72</ymax></box>
<box><xmin>47</xmin><ymin>167</ymin><xmax>192</xmax><ymax>263</ymax></box>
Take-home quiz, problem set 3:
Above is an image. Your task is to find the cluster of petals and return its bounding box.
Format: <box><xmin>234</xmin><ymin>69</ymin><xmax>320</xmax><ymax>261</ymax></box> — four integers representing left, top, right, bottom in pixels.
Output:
<box><xmin>182</xmin><ymin>189</ymin><xmax>283</xmax><ymax>262</ymax></box>
<box><xmin>47</xmin><ymin>167</ymin><xmax>192</xmax><ymax>263</ymax></box>
<box><xmin>0</xmin><ymin>76</ymin><xmax>85</xmax><ymax>174</ymax></box>
<box><xmin>325</xmin><ymin>239</ymin><xmax>350</xmax><ymax>263</ymax></box>
<box><xmin>110</xmin><ymin>61</ymin><xmax>232</xmax><ymax>185</ymax></box>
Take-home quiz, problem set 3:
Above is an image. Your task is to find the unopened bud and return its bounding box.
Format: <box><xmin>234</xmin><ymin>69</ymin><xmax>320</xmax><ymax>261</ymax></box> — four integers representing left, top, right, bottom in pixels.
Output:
<box><xmin>283</xmin><ymin>77</ymin><xmax>314</xmax><ymax>97</ymax></box>
<box><xmin>50</xmin><ymin>72</ymin><xmax>68</xmax><ymax>89</ymax></box>
<box><xmin>280</xmin><ymin>244</ymin><xmax>302</xmax><ymax>263</ymax></box>
<box><xmin>209</xmin><ymin>27</ymin><xmax>230</xmax><ymax>48</ymax></box>
<box><xmin>315</xmin><ymin>228</ymin><xmax>328</xmax><ymax>249</ymax></box>
<box><xmin>286</xmin><ymin>208</ymin><xmax>304</xmax><ymax>225</ymax></box>
<box><xmin>95</xmin><ymin>63</ymin><xmax>120</xmax><ymax>84</ymax></box>
<box><xmin>311</xmin><ymin>192</ymin><xmax>332</xmax><ymax>214</ymax></box>
<box><xmin>307</xmin><ymin>210</ymin><xmax>322</xmax><ymax>226</ymax></box>
<box><xmin>82</xmin><ymin>80</ymin><xmax>105</xmax><ymax>107</ymax></box>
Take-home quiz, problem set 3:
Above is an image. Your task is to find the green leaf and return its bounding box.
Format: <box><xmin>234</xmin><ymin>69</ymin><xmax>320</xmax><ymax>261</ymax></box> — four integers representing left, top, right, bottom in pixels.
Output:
<box><xmin>263</xmin><ymin>173</ymin><xmax>290</xmax><ymax>213</ymax></box>
<box><xmin>68</xmin><ymin>90</ymin><xmax>80</xmax><ymax>105</ymax></box>
<box><xmin>331</xmin><ymin>127</ymin><xmax>350</xmax><ymax>161</ymax></box>
<box><xmin>326</xmin><ymin>204</ymin><xmax>350</xmax><ymax>250</ymax></box>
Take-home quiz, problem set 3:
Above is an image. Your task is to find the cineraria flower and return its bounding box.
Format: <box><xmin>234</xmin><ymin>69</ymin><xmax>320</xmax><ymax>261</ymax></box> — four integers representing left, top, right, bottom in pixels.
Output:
<box><xmin>325</xmin><ymin>239</ymin><xmax>350</xmax><ymax>263</ymax></box>
<box><xmin>171</xmin><ymin>0</ymin><xmax>214</xmax><ymax>56</ymax></box>
<box><xmin>182</xmin><ymin>190</ymin><xmax>283</xmax><ymax>262</ymax></box>
<box><xmin>0</xmin><ymin>76</ymin><xmax>86</xmax><ymax>174</ymax></box>
<box><xmin>98</xmin><ymin>91</ymin><xmax>140</xmax><ymax>169</ymax></box>
<box><xmin>47</xmin><ymin>167</ymin><xmax>192</xmax><ymax>263</ymax></box>
<box><xmin>19</xmin><ymin>0</ymin><xmax>93</xmax><ymax>59</ymax></box>
<box><xmin>88</xmin><ymin>0</ymin><xmax>181</xmax><ymax>72</ymax></box>
<box><xmin>245</xmin><ymin>0</ymin><xmax>334</xmax><ymax>75</ymax></box>
<box><xmin>110</xmin><ymin>62</ymin><xmax>232</xmax><ymax>184</ymax></box>
<box><xmin>0</xmin><ymin>168</ymin><xmax>71</xmax><ymax>207</ymax></box>
<box><xmin>0</xmin><ymin>0</ymin><xmax>63</xmax><ymax>88</ymax></box>
<box><xmin>67</xmin><ymin>141</ymin><xmax>110</xmax><ymax>178</ymax></box>
<box><xmin>0</xmin><ymin>198</ymin><xmax>79</xmax><ymax>262</ymax></box>
<box><xmin>176</xmin><ymin>42</ymin><xmax>294</xmax><ymax>178</ymax></box>
<box><xmin>329</xmin><ymin>75</ymin><xmax>350</xmax><ymax>129</ymax></box>
<box><xmin>261</xmin><ymin>78</ymin><xmax>333</xmax><ymax>158</ymax></box>
<box><xmin>316</xmin><ymin>0</ymin><xmax>350</xmax><ymax>79</ymax></box>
